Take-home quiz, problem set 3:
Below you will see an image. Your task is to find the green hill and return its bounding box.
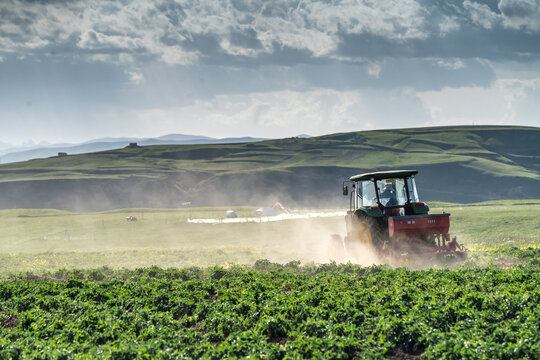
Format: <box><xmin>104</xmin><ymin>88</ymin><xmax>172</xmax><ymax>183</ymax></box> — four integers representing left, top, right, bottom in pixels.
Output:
<box><xmin>0</xmin><ymin>125</ymin><xmax>538</xmax><ymax>210</ymax></box>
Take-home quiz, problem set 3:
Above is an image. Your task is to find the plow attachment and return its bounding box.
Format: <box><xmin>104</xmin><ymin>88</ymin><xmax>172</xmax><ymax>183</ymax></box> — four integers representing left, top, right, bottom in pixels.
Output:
<box><xmin>385</xmin><ymin>213</ymin><xmax>468</xmax><ymax>262</ymax></box>
<box><xmin>330</xmin><ymin>213</ymin><xmax>468</xmax><ymax>264</ymax></box>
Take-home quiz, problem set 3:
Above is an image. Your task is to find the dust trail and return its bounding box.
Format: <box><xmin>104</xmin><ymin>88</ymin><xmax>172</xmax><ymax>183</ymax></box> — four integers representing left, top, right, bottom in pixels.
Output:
<box><xmin>185</xmin><ymin>210</ymin><xmax>383</xmax><ymax>267</ymax></box>
<box><xmin>187</xmin><ymin>211</ymin><xmax>347</xmax><ymax>224</ymax></box>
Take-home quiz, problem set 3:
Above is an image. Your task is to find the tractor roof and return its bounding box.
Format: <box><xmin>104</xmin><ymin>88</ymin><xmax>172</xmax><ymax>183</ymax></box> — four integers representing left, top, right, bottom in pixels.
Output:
<box><xmin>350</xmin><ymin>170</ymin><xmax>418</xmax><ymax>181</ymax></box>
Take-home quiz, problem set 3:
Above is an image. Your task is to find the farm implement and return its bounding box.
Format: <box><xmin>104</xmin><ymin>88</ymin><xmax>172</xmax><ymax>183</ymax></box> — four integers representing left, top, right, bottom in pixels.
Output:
<box><xmin>331</xmin><ymin>170</ymin><xmax>467</xmax><ymax>263</ymax></box>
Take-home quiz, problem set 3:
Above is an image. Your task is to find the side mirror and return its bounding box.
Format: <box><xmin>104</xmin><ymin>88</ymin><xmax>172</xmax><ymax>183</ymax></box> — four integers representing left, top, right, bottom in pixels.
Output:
<box><xmin>342</xmin><ymin>186</ymin><xmax>348</xmax><ymax>196</ymax></box>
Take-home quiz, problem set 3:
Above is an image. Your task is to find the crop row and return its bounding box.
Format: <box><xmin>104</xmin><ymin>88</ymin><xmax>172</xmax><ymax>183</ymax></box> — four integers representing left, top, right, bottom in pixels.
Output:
<box><xmin>0</xmin><ymin>262</ymin><xmax>538</xmax><ymax>359</ymax></box>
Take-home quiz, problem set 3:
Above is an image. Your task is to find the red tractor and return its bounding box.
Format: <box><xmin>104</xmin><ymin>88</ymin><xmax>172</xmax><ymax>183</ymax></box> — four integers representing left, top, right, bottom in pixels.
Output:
<box><xmin>331</xmin><ymin>170</ymin><xmax>467</xmax><ymax>263</ymax></box>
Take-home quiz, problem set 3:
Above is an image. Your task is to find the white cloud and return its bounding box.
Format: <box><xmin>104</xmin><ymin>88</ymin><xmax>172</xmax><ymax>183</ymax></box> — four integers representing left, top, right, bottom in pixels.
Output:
<box><xmin>89</xmin><ymin>53</ymin><xmax>135</xmax><ymax>63</ymax></box>
<box><xmin>367</xmin><ymin>63</ymin><xmax>382</xmax><ymax>78</ymax></box>
<box><xmin>160</xmin><ymin>46</ymin><xmax>199</xmax><ymax>66</ymax></box>
<box><xmin>135</xmin><ymin>89</ymin><xmax>376</xmax><ymax>138</ymax></box>
<box><xmin>24</xmin><ymin>37</ymin><xmax>49</xmax><ymax>49</ymax></box>
<box><xmin>463</xmin><ymin>0</ymin><xmax>540</xmax><ymax>33</ymax></box>
<box><xmin>463</xmin><ymin>0</ymin><xmax>500</xmax><ymax>30</ymax></box>
<box><xmin>2</xmin><ymin>0</ymin><xmax>540</xmax><ymax>68</ymax></box>
<box><xmin>219</xmin><ymin>39</ymin><xmax>262</xmax><ymax>57</ymax></box>
<box><xmin>306</xmin><ymin>0</ymin><xmax>428</xmax><ymax>39</ymax></box>
<box><xmin>417</xmin><ymin>77</ymin><xmax>540</xmax><ymax>126</ymax></box>
<box><xmin>132</xmin><ymin>87</ymin><xmax>430</xmax><ymax>138</ymax></box>
<box><xmin>436</xmin><ymin>58</ymin><xmax>465</xmax><ymax>70</ymax></box>
<box><xmin>0</xmin><ymin>0</ymin><xmax>441</xmax><ymax>64</ymax></box>
<box><xmin>126</xmin><ymin>71</ymin><xmax>144</xmax><ymax>85</ymax></box>
<box><xmin>77</xmin><ymin>30</ymin><xmax>143</xmax><ymax>51</ymax></box>
<box><xmin>438</xmin><ymin>16</ymin><xmax>460</xmax><ymax>37</ymax></box>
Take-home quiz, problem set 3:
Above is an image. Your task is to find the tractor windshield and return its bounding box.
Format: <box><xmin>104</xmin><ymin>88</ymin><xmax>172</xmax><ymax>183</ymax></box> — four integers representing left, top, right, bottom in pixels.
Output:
<box><xmin>359</xmin><ymin>176</ymin><xmax>419</xmax><ymax>208</ymax></box>
<box><xmin>376</xmin><ymin>178</ymin><xmax>408</xmax><ymax>206</ymax></box>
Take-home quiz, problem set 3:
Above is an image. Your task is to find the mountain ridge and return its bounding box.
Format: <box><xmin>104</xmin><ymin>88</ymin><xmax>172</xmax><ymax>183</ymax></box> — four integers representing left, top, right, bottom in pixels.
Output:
<box><xmin>0</xmin><ymin>135</ymin><xmax>268</xmax><ymax>164</ymax></box>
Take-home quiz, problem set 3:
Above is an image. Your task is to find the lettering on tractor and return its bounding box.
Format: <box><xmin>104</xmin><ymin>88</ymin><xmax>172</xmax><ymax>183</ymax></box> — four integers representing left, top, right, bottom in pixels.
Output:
<box><xmin>330</xmin><ymin>169</ymin><xmax>467</xmax><ymax>263</ymax></box>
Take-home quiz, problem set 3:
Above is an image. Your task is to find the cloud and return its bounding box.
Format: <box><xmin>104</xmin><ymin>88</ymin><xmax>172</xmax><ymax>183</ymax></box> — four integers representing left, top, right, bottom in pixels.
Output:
<box><xmin>367</xmin><ymin>63</ymin><xmax>382</xmax><ymax>78</ymax></box>
<box><xmin>159</xmin><ymin>45</ymin><xmax>199</xmax><ymax>65</ymax></box>
<box><xmin>463</xmin><ymin>0</ymin><xmax>500</xmax><ymax>30</ymax></box>
<box><xmin>133</xmin><ymin>88</ymin><xmax>429</xmax><ymax>138</ymax></box>
<box><xmin>499</xmin><ymin>0</ymin><xmax>540</xmax><ymax>32</ymax></box>
<box><xmin>1</xmin><ymin>1</ymin><xmax>539</xmax><ymax>145</ymax></box>
<box><xmin>417</xmin><ymin>76</ymin><xmax>540</xmax><ymax>126</ymax></box>
<box><xmin>436</xmin><ymin>58</ymin><xmax>465</xmax><ymax>70</ymax></box>
<box><xmin>77</xmin><ymin>30</ymin><xmax>143</xmax><ymax>51</ymax></box>
<box><xmin>438</xmin><ymin>15</ymin><xmax>461</xmax><ymax>37</ymax></box>
<box><xmin>126</xmin><ymin>70</ymin><xmax>144</xmax><ymax>84</ymax></box>
<box><xmin>1</xmin><ymin>0</ymin><xmax>539</xmax><ymax>68</ymax></box>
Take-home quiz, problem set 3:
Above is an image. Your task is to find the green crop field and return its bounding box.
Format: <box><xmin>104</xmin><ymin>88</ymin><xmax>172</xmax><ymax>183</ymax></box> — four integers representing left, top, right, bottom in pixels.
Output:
<box><xmin>1</xmin><ymin>264</ymin><xmax>538</xmax><ymax>359</ymax></box>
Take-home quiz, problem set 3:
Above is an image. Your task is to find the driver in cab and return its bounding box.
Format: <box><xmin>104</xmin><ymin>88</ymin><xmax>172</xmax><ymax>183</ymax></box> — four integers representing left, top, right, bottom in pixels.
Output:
<box><xmin>380</xmin><ymin>183</ymin><xmax>397</xmax><ymax>206</ymax></box>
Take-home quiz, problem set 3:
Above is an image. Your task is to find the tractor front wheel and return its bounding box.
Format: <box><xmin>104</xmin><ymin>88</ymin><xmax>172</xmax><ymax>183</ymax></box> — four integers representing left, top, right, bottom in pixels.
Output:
<box><xmin>345</xmin><ymin>213</ymin><xmax>386</xmax><ymax>263</ymax></box>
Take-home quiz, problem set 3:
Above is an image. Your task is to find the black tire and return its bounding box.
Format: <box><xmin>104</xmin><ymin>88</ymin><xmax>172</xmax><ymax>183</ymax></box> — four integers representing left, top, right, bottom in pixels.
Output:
<box><xmin>347</xmin><ymin>213</ymin><xmax>387</xmax><ymax>256</ymax></box>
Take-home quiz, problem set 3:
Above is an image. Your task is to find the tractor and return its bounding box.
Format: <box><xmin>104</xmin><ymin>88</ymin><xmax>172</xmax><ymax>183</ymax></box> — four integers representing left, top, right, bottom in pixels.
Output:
<box><xmin>330</xmin><ymin>170</ymin><xmax>467</xmax><ymax>263</ymax></box>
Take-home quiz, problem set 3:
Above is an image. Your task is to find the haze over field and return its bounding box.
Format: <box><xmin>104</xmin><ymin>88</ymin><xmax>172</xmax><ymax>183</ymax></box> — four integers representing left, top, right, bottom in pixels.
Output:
<box><xmin>1</xmin><ymin>0</ymin><xmax>540</xmax><ymax>145</ymax></box>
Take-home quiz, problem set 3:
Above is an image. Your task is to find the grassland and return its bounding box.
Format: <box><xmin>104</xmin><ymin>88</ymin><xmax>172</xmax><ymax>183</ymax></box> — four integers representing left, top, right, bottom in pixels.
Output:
<box><xmin>430</xmin><ymin>200</ymin><xmax>540</xmax><ymax>251</ymax></box>
<box><xmin>1</xmin><ymin>125</ymin><xmax>538</xmax><ymax>181</ymax></box>
<box><xmin>0</xmin><ymin>125</ymin><xmax>538</xmax><ymax>210</ymax></box>
<box><xmin>0</xmin><ymin>200</ymin><xmax>538</xmax><ymax>274</ymax></box>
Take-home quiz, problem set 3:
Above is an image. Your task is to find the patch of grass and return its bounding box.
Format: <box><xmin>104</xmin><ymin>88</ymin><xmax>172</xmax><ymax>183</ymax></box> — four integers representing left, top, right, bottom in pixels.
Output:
<box><xmin>0</xmin><ymin>200</ymin><xmax>538</xmax><ymax>274</ymax></box>
<box><xmin>430</xmin><ymin>202</ymin><xmax>540</xmax><ymax>250</ymax></box>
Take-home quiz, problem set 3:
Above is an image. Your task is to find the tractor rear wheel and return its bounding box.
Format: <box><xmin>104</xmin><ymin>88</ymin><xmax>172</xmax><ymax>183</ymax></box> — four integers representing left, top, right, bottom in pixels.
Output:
<box><xmin>345</xmin><ymin>213</ymin><xmax>386</xmax><ymax>262</ymax></box>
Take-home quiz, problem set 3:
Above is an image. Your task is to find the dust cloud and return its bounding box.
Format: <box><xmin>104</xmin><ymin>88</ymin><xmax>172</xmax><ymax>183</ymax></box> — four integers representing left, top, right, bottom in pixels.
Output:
<box><xmin>188</xmin><ymin>211</ymin><xmax>383</xmax><ymax>267</ymax></box>
<box><xmin>1</xmin><ymin>169</ymin><xmax>386</xmax><ymax>271</ymax></box>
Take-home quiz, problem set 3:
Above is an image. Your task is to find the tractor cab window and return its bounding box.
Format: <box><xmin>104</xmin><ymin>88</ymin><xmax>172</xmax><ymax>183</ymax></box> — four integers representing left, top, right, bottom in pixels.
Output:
<box><xmin>406</xmin><ymin>177</ymin><xmax>419</xmax><ymax>203</ymax></box>
<box><xmin>360</xmin><ymin>180</ymin><xmax>377</xmax><ymax>207</ymax></box>
<box><xmin>376</xmin><ymin>178</ymin><xmax>408</xmax><ymax>207</ymax></box>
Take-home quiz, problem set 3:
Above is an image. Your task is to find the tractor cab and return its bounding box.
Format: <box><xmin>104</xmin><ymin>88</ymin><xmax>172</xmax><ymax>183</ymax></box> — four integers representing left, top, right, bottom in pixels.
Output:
<box><xmin>344</xmin><ymin>170</ymin><xmax>429</xmax><ymax>218</ymax></box>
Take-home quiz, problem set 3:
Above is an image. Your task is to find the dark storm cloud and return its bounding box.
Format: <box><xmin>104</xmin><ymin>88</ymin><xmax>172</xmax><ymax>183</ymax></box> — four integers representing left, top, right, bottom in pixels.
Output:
<box><xmin>337</xmin><ymin>27</ymin><xmax>540</xmax><ymax>61</ymax></box>
<box><xmin>499</xmin><ymin>0</ymin><xmax>537</xmax><ymax>18</ymax></box>
<box><xmin>155</xmin><ymin>0</ymin><xmax>186</xmax><ymax>27</ymax></box>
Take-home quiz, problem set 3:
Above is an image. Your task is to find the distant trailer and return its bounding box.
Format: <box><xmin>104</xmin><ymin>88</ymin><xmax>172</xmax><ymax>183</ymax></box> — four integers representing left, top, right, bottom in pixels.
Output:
<box><xmin>57</xmin><ymin>152</ymin><xmax>67</xmax><ymax>157</ymax></box>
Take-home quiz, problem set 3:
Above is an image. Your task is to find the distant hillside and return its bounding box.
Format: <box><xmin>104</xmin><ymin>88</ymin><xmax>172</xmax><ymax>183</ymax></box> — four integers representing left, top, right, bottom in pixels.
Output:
<box><xmin>0</xmin><ymin>126</ymin><xmax>538</xmax><ymax>211</ymax></box>
<box><xmin>0</xmin><ymin>135</ymin><xmax>267</xmax><ymax>164</ymax></box>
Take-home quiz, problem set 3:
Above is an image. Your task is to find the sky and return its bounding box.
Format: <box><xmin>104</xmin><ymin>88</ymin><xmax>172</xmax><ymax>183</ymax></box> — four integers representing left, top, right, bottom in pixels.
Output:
<box><xmin>0</xmin><ymin>0</ymin><xmax>539</xmax><ymax>144</ymax></box>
